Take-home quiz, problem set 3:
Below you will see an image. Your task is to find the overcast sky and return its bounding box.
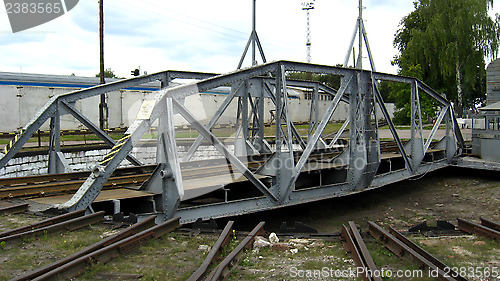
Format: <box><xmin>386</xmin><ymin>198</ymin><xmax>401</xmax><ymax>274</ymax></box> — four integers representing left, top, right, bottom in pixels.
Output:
<box><xmin>1</xmin><ymin>0</ymin><xmax>499</xmax><ymax>78</ymax></box>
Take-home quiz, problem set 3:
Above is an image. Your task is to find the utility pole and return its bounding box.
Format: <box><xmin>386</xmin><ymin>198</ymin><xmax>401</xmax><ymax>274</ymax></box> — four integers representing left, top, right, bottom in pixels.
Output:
<box><xmin>99</xmin><ymin>0</ymin><xmax>108</xmax><ymax>130</ymax></box>
<box><xmin>302</xmin><ymin>1</ymin><xmax>315</xmax><ymax>63</ymax></box>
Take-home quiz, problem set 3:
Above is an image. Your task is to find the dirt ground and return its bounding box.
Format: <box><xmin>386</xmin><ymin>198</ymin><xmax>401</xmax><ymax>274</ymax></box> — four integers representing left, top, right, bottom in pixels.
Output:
<box><xmin>227</xmin><ymin>166</ymin><xmax>500</xmax><ymax>280</ymax></box>
<box><xmin>0</xmin><ymin>166</ymin><xmax>499</xmax><ymax>281</ymax></box>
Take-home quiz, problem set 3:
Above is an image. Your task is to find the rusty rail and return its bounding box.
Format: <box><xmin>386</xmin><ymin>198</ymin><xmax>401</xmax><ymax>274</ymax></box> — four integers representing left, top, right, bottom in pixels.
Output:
<box><xmin>0</xmin><ymin>203</ymin><xmax>29</xmax><ymax>215</ymax></box>
<box><xmin>12</xmin><ymin>215</ymin><xmax>157</xmax><ymax>281</ymax></box>
<box><xmin>0</xmin><ymin>209</ymin><xmax>85</xmax><ymax>239</ymax></box>
<box><xmin>367</xmin><ymin>221</ymin><xmax>458</xmax><ymax>281</ymax></box>
<box><xmin>0</xmin><ymin>174</ymin><xmax>151</xmax><ymax>199</ymax></box>
<box><xmin>0</xmin><ymin>148</ymin><xmax>345</xmax><ymax>200</ymax></box>
<box><xmin>341</xmin><ymin>222</ymin><xmax>382</xmax><ymax>281</ymax></box>
<box><xmin>187</xmin><ymin>221</ymin><xmax>235</xmax><ymax>281</ymax></box>
<box><xmin>387</xmin><ymin>225</ymin><xmax>467</xmax><ymax>281</ymax></box>
<box><xmin>32</xmin><ymin>217</ymin><xmax>180</xmax><ymax>281</ymax></box>
<box><xmin>206</xmin><ymin>221</ymin><xmax>265</xmax><ymax>281</ymax></box>
<box><xmin>0</xmin><ymin>164</ymin><xmax>157</xmax><ymax>187</ymax></box>
<box><xmin>457</xmin><ymin>218</ymin><xmax>500</xmax><ymax>240</ymax></box>
<box><xmin>0</xmin><ymin>211</ymin><xmax>105</xmax><ymax>243</ymax></box>
<box><xmin>480</xmin><ymin>217</ymin><xmax>500</xmax><ymax>232</ymax></box>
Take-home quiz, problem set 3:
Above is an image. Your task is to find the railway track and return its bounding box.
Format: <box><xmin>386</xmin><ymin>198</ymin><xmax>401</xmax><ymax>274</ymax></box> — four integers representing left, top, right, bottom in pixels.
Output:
<box><xmin>2</xmin><ymin>203</ymin><xmax>498</xmax><ymax>281</ymax></box>
<box><xmin>2</xmin><ymin>210</ymin><xmax>180</xmax><ymax>281</ymax></box>
<box><xmin>340</xmin><ymin>218</ymin><xmax>500</xmax><ymax>281</ymax></box>
<box><xmin>0</xmin><ymin>210</ymin><xmax>104</xmax><ymax>244</ymax></box>
<box><xmin>0</xmin><ymin>147</ymin><xmax>341</xmax><ymax>200</ymax></box>
<box><xmin>0</xmin><ymin>141</ymin><xmax>412</xmax><ymax>201</ymax></box>
<box><xmin>0</xmin><ymin>203</ymin><xmax>29</xmax><ymax>215</ymax></box>
<box><xmin>341</xmin><ymin>221</ymin><xmax>382</xmax><ymax>281</ymax></box>
<box><xmin>188</xmin><ymin>221</ymin><xmax>265</xmax><ymax>281</ymax></box>
<box><xmin>457</xmin><ymin>218</ymin><xmax>500</xmax><ymax>240</ymax></box>
<box><xmin>368</xmin><ymin>221</ymin><xmax>462</xmax><ymax>280</ymax></box>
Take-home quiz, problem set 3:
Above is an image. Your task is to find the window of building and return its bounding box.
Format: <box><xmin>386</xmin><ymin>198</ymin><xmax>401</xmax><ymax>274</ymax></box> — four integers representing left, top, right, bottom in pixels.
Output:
<box><xmin>488</xmin><ymin>118</ymin><xmax>495</xmax><ymax>130</ymax></box>
<box><xmin>473</xmin><ymin>117</ymin><xmax>486</xmax><ymax>130</ymax></box>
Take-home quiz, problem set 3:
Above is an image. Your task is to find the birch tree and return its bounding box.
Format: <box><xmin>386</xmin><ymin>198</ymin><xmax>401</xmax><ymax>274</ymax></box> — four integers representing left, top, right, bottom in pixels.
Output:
<box><xmin>393</xmin><ymin>0</ymin><xmax>499</xmax><ymax>117</ymax></box>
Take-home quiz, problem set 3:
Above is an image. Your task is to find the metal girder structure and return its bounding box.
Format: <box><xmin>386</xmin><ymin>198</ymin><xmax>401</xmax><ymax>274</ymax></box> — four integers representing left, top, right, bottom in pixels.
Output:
<box><xmin>0</xmin><ymin>70</ymin><xmax>216</xmax><ymax>173</ymax></box>
<box><xmin>23</xmin><ymin>60</ymin><xmax>460</xmax><ymax>223</ymax></box>
<box><xmin>176</xmin><ymin>160</ymin><xmax>450</xmax><ymax>223</ymax></box>
<box><xmin>344</xmin><ymin>0</ymin><xmax>376</xmax><ymax>71</ymax></box>
<box><xmin>2</xmin><ymin>60</ymin><xmax>463</xmax><ymax>222</ymax></box>
<box><xmin>237</xmin><ymin>0</ymin><xmax>267</xmax><ymax>69</ymax></box>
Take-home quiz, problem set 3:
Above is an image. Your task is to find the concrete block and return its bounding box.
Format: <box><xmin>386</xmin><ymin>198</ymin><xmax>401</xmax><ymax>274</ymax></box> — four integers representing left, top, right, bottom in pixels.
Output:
<box><xmin>72</xmin><ymin>163</ymin><xmax>85</xmax><ymax>171</ymax></box>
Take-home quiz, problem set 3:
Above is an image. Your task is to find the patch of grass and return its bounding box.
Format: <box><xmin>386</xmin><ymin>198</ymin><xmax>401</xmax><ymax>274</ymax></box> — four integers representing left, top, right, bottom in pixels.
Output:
<box><xmin>77</xmin><ymin>233</ymin><xmax>217</xmax><ymax>281</ymax></box>
<box><xmin>413</xmin><ymin>236</ymin><xmax>500</xmax><ymax>268</ymax></box>
<box><xmin>0</xmin><ymin>223</ymin><xmax>108</xmax><ymax>280</ymax></box>
<box><xmin>230</xmin><ymin>240</ymin><xmax>358</xmax><ymax>281</ymax></box>
<box><xmin>366</xmin><ymin>241</ymin><xmax>439</xmax><ymax>281</ymax></box>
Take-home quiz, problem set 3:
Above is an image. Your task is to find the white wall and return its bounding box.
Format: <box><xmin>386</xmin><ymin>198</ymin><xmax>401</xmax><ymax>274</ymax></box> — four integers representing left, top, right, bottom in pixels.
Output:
<box><xmin>0</xmin><ymin>85</ymin><xmax>395</xmax><ymax>132</ymax></box>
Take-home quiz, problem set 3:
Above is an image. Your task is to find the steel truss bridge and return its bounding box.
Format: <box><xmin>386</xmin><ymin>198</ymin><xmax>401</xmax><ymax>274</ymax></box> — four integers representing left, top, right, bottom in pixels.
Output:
<box><xmin>0</xmin><ymin>61</ymin><xmax>464</xmax><ymax>223</ymax></box>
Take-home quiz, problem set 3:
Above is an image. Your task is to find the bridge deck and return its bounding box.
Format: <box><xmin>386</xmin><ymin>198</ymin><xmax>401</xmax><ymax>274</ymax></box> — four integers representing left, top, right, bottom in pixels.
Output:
<box><xmin>27</xmin><ymin>148</ymin><xmax>446</xmax><ymax>207</ymax></box>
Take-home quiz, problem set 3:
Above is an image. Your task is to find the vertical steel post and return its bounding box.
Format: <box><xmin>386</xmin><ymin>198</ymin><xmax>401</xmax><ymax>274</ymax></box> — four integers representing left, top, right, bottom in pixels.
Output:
<box><xmin>157</xmin><ymin>98</ymin><xmax>183</xmax><ymax>220</ymax></box>
<box><xmin>308</xmin><ymin>83</ymin><xmax>319</xmax><ymax>140</ymax></box>
<box><xmin>252</xmin><ymin>0</ymin><xmax>256</xmax><ymax>66</ymax></box>
<box><xmin>357</xmin><ymin>0</ymin><xmax>363</xmax><ymax>69</ymax></box>
<box><xmin>237</xmin><ymin>0</ymin><xmax>266</xmax><ymax>69</ymax></box>
<box><xmin>348</xmin><ymin>71</ymin><xmax>379</xmax><ymax>191</ymax></box>
<box><xmin>48</xmin><ymin>103</ymin><xmax>70</xmax><ymax>174</ymax></box>
<box><xmin>48</xmin><ymin>109</ymin><xmax>61</xmax><ymax>174</ymax></box>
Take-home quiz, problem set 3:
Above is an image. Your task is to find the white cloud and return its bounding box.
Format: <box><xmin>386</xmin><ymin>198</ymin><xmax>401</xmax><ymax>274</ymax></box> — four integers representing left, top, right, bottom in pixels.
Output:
<box><xmin>0</xmin><ymin>0</ymin><xmax>498</xmax><ymax>77</ymax></box>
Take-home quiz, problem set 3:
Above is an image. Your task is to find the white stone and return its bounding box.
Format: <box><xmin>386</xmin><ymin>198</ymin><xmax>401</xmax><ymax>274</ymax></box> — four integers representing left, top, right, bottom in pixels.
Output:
<box><xmin>198</xmin><ymin>245</ymin><xmax>211</xmax><ymax>252</ymax></box>
<box><xmin>269</xmin><ymin>233</ymin><xmax>279</xmax><ymax>244</ymax></box>
<box><xmin>253</xmin><ymin>236</ymin><xmax>271</xmax><ymax>248</ymax></box>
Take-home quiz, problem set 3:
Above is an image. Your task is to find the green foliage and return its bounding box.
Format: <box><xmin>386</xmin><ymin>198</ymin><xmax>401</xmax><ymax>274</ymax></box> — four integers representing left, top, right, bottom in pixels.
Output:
<box><xmin>389</xmin><ymin>65</ymin><xmax>439</xmax><ymax>125</ymax></box>
<box><xmin>95</xmin><ymin>68</ymin><xmax>118</xmax><ymax>78</ymax></box>
<box><xmin>393</xmin><ymin>0</ymin><xmax>500</xmax><ymax>116</ymax></box>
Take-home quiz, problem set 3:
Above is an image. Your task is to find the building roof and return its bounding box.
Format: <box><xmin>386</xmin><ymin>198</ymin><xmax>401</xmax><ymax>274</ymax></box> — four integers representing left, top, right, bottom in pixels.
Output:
<box><xmin>479</xmin><ymin>101</ymin><xmax>500</xmax><ymax>111</ymax></box>
<box><xmin>0</xmin><ymin>71</ymin><xmax>161</xmax><ymax>91</ymax></box>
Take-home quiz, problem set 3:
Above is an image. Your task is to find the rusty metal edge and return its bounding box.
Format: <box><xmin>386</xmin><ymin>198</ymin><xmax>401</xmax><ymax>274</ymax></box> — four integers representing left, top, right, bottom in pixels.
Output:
<box><xmin>0</xmin><ymin>203</ymin><xmax>29</xmax><ymax>215</ymax></box>
<box><xmin>347</xmin><ymin>221</ymin><xmax>381</xmax><ymax>280</ymax></box>
<box><xmin>347</xmin><ymin>222</ymin><xmax>382</xmax><ymax>281</ymax></box>
<box><xmin>458</xmin><ymin>218</ymin><xmax>500</xmax><ymax>240</ymax></box>
<box><xmin>0</xmin><ymin>174</ymin><xmax>151</xmax><ymax>199</ymax></box>
<box><xmin>367</xmin><ymin>221</ymin><xmax>457</xmax><ymax>281</ymax></box>
<box><xmin>32</xmin><ymin>217</ymin><xmax>180</xmax><ymax>281</ymax></box>
<box><xmin>340</xmin><ymin>224</ymin><xmax>371</xmax><ymax>281</ymax></box>
<box><xmin>388</xmin><ymin>225</ymin><xmax>467</xmax><ymax>281</ymax></box>
<box><xmin>480</xmin><ymin>217</ymin><xmax>500</xmax><ymax>232</ymax></box>
<box><xmin>1</xmin><ymin>211</ymin><xmax>105</xmax><ymax>243</ymax></box>
<box><xmin>208</xmin><ymin>221</ymin><xmax>265</xmax><ymax>281</ymax></box>
<box><xmin>11</xmin><ymin>215</ymin><xmax>157</xmax><ymax>281</ymax></box>
<box><xmin>187</xmin><ymin>221</ymin><xmax>234</xmax><ymax>281</ymax></box>
<box><xmin>0</xmin><ymin>209</ymin><xmax>85</xmax><ymax>239</ymax></box>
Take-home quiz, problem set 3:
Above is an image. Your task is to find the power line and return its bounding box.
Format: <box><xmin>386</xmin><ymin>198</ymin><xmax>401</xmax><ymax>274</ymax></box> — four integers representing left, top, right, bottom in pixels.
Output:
<box><xmin>104</xmin><ymin>1</ymin><xmax>301</xmax><ymax>53</ymax></box>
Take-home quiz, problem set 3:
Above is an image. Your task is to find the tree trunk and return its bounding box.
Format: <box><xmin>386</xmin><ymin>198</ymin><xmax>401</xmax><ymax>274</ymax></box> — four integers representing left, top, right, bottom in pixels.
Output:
<box><xmin>456</xmin><ymin>60</ymin><xmax>463</xmax><ymax>118</ymax></box>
